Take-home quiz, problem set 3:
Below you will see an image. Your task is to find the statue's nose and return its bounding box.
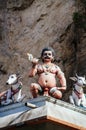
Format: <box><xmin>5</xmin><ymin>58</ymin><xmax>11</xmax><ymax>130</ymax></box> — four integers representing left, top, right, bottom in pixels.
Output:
<box><xmin>83</xmin><ymin>83</ymin><xmax>86</xmax><ymax>86</ymax></box>
<box><xmin>6</xmin><ymin>82</ymin><xmax>8</xmax><ymax>85</ymax></box>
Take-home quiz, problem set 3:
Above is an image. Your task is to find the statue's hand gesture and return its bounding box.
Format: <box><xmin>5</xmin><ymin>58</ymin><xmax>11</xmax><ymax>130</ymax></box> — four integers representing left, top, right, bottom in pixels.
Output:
<box><xmin>27</xmin><ymin>53</ymin><xmax>39</xmax><ymax>65</ymax></box>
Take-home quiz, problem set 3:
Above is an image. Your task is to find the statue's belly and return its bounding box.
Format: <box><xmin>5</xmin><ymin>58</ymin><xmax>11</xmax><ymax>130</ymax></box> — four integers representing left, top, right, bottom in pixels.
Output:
<box><xmin>38</xmin><ymin>72</ymin><xmax>56</xmax><ymax>88</ymax></box>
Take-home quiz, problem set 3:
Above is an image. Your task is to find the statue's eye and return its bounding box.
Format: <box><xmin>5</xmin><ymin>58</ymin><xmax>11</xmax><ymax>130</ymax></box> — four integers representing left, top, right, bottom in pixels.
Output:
<box><xmin>48</xmin><ymin>53</ymin><xmax>52</xmax><ymax>55</ymax></box>
<box><xmin>44</xmin><ymin>53</ymin><xmax>52</xmax><ymax>56</ymax></box>
<box><xmin>78</xmin><ymin>79</ymin><xmax>81</xmax><ymax>80</ymax></box>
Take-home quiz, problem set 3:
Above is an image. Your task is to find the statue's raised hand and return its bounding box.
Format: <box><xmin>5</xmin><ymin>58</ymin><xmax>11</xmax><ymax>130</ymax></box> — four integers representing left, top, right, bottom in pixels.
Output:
<box><xmin>27</xmin><ymin>53</ymin><xmax>39</xmax><ymax>65</ymax></box>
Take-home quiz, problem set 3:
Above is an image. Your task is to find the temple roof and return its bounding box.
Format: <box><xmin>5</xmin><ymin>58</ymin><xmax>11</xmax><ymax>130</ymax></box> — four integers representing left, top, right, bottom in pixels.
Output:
<box><xmin>0</xmin><ymin>96</ymin><xmax>86</xmax><ymax>130</ymax></box>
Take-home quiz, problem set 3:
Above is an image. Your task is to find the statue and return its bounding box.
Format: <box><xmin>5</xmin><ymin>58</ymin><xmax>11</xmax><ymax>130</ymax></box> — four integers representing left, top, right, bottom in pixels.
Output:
<box><xmin>0</xmin><ymin>74</ymin><xmax>25</xmax><ymax>106</ymax></box>
<box><xmin>69</xmin><ymin>74</ymin><xmax>86</xmax><ymax>107</ymax></box>
<box><xmin>27</xmin><ymin>47</ymin><xmax>67</xmax><ymax>99</ymax></box>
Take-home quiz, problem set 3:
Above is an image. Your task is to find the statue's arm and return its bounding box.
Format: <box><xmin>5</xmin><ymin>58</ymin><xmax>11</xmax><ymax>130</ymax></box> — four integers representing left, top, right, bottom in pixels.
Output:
<box><xmin>28</xmin><ymin>64</ymin><xmax>37</xmax><ymax>77</ymax></box>
<box><xmin>56</xmin><ymin>66</ymin><xmax>67</xmax><ymax>91</ymax></box>
<box><xmin>28</xmin><ymin>57</ymin><xmax>39</xmax><ymax>77</ymax></box>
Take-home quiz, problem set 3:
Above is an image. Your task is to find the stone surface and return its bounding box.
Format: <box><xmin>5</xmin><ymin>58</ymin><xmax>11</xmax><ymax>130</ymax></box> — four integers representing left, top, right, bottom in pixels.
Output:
<box><xmin>0</xmin><ymin>96</ymin><xmax>86</xmax><ymax>129</ymax></box>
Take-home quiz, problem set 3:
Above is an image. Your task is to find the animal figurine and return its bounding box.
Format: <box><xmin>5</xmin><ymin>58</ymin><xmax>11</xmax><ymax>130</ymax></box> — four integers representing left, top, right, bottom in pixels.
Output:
<box><xmin>69</xmin><ymin>74</ymin><xmax>86</xmax><ymax>107</ymax></box>
<box><xmin>0</xmin><ymin>74</ymin><xmax>25</xmax><ymax>106</ymax></box>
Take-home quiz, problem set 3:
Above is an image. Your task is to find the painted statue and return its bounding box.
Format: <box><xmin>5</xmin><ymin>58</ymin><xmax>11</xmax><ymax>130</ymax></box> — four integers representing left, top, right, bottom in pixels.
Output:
<box><xmin>0</xmin><ymin>74</ymin><xmax>25</xmax><ymax>106</ymax></box>
<box><xmin>27</xmin><ymin>47</ymin><xmax>67</xmax><ymax>99</ymax></box>
<box><xmin>69</xmin><ymin>74</ymin><xmax>86</xmax><ymax>107</ymax></box>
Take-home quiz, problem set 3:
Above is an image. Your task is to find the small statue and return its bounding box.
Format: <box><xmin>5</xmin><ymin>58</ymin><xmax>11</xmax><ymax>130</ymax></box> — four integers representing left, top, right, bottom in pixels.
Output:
<box><xmin>69</xmin><ymin>74</ymin><xmax>86</xmax><ymax>107</ymax></box>
<box><xmin>0</xmin><ymin>74</ymin><xmax>25</xmax><ymax>106</ymax></box>
<box><xmin>27</xmin><ymin>47</ymin><xmax>67</xmax><ymax>99</ymax></box>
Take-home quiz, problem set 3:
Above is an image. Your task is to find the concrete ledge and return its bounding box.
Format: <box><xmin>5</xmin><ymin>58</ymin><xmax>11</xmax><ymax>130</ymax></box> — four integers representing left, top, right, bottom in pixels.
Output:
<box><xmin>0</xmin><ymin>96</ymin><xmax>86</xmax><ymax>129</ymax></box>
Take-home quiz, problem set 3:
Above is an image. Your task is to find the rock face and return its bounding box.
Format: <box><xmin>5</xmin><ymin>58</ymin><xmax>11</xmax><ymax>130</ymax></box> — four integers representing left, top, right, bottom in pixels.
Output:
<box><xmin>0</xmin><ymin>0</ymin><xmax>86</xmax><ymax>101</ymax></box>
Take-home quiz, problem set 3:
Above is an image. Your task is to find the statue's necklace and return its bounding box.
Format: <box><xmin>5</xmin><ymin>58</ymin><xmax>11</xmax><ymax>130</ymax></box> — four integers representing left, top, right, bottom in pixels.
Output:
<box><xmin>43</xmin><ymin>64</ymin><xmax>53</xmax><ymax>74</ymax></box>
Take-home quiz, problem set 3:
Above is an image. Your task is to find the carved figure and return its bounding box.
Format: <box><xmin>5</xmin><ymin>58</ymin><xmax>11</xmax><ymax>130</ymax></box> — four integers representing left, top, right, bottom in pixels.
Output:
<box><xmin>0</xmin><ymin>74</ymin><xmax>25</xmax><ymax>106</ymax></box>
<box><xmin>27</xmin><ymin>47</ymin><xmax>67</xmax><ymax>99</ymax></box>
<box><xmin>69</xmin><ymin>74</ymin><xmax>86</xmax><ymax>107</ymax></box>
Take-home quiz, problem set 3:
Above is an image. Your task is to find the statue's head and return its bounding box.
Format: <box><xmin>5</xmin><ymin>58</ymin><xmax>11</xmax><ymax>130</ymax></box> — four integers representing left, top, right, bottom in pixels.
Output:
<box><xmin>41</xmin><ymin>47</ymin><xmax>55</xmax><ymax>62</ymax></box>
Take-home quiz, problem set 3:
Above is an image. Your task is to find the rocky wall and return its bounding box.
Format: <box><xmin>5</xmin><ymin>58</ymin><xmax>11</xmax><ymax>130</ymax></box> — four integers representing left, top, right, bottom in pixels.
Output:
<box><xmin>1</xmin><ymin>0</ymin><xmax>85</xmax><ymax>101</ymax></box>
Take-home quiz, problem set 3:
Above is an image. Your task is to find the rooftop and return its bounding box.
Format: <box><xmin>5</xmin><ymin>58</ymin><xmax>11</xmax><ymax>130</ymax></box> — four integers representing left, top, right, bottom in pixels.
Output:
<box><xmin>0</xmin><ymin>96</ymin><xmax>86</xmax><ymax>130</ymax></box>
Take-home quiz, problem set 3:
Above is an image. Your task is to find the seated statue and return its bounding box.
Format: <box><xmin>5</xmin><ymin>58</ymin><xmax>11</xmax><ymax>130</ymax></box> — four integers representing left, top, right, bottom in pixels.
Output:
<box><xmin>28</xmin><ymin>47</ymin><xmax>67</xmax><ymax>99</ymax></box>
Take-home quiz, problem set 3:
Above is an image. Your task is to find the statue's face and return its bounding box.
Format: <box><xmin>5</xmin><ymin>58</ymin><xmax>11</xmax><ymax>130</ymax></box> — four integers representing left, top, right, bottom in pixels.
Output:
<box><xmin>42</xmin><ymin>51</ymin><xmax>54</xmax><ymax>62</ymax></box>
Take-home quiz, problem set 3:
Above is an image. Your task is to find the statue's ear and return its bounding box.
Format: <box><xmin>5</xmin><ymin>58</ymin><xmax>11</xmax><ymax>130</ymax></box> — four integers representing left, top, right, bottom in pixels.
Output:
<box><xmin>84</xmin><ymin>75</ymin><xmax>85</xmax><ymax>79</ymax></box>
<box><xmin>69</xmin><ymin>77</ymin><xmax>77</xmax><ymax>82</ymax></box>
<box><xmin>75</xmin><ymin>73</ymin><xmax>78</xmax><ymax>78</ymax></box>
<box><xmin>16</xmin><ymin>73</ymin><xmax>20</xmax><ymax>77</ymax></box>
<box><xmin>16</xmin><ymin>73</ymin><xmax>21</xmax><ymax>79</ymax></box>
